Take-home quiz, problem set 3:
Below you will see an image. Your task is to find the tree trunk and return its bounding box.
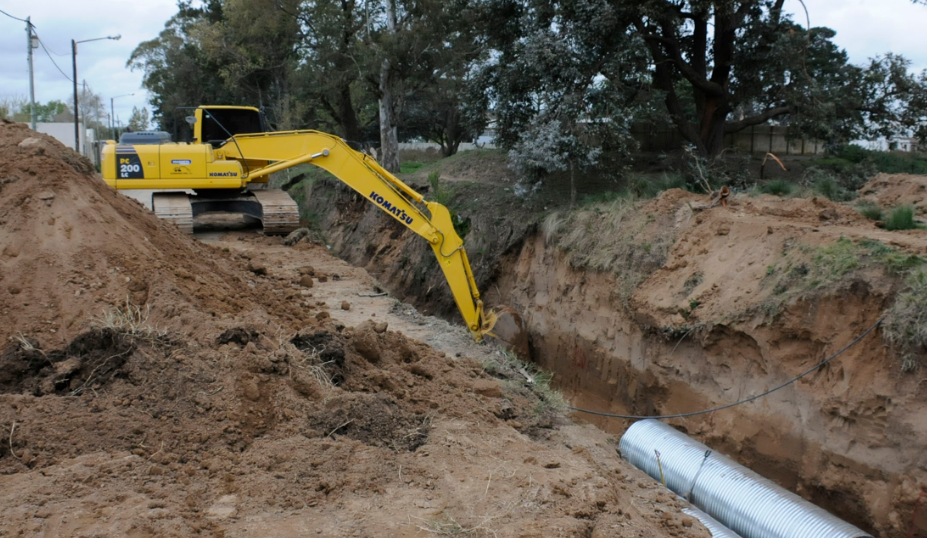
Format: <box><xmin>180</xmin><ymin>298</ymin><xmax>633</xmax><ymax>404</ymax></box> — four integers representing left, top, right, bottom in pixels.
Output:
<box><xmin>337</xmin><ymin>84</ymin><xmax>363</xmax><ymax>144</ymax></box>
<box><xmin>377</xmin><ymin>0</ymin><xmax>400</xmax><ymax>172</ymax></box>
<box><xmin>569</xmin><ymin>159</ymin><xmax>576</xmax><ymax>208</ymax></box>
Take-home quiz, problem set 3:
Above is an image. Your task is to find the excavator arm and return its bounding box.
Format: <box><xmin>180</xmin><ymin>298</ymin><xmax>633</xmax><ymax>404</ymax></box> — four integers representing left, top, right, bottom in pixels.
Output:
<box><xmin>223</xmin><ymin>130</ymin><xmax>498</xmax><ymax>341</ymax></box>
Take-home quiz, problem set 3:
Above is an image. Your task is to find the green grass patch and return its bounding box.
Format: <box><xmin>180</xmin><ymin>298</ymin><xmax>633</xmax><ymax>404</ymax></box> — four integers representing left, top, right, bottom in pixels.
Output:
<box><xmin>400</xmin><ymin>161</ymin><xmax>425</xmax><ymax>173</ymax></box>
<box><xmin>885</xmin><ymin>205</ymin><xmax>919</xmax><ymax>231</ymax></box>
<box><xmin>760</xmin><ymin>179</ymin><xmax>795</xmax><ymax>196</ymax></box>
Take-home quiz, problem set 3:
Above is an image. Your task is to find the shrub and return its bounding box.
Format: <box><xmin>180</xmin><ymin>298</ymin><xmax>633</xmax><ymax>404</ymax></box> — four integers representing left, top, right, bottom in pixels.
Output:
<box><xmin>856</xmin><ymin>201</ymin><xmax>883</xmax><ymax>221</ymax></box>
<box><xmin>760</xmin><ymin>179</ymin><xmax>795</xmax><ymax>196</ymax></box>
<box><xmin>885</xmin><ymin>205</ymin><xmax>918</xmax><ymax>231</ymax></box>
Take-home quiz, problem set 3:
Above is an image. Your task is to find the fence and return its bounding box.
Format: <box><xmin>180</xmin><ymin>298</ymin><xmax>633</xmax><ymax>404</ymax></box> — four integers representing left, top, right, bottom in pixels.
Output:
<box><xmin>631</xmin><ymin>123</ymin><xmax>826</xmax><ymax>155</ymax></box>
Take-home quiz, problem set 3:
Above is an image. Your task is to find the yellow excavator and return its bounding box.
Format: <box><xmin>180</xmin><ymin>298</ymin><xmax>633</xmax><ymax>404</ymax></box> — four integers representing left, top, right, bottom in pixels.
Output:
<box><xmin>101</xmin><ymin>105</ymin><xmax>517</xmax><ymax>343</ymax></box>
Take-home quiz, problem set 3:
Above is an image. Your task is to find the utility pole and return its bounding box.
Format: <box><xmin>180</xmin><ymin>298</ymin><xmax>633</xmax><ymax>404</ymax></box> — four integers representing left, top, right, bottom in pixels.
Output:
<box><xmin>71</xmin><ymin>34</ymin><xmax>121</xmax><ymax>153</ymax></box>
<box><xmin>71</xmin><ymin>39</ymin><xmax>79</xmax><ymax>151</ymax></box>
<box><xmin>26</xmin><ymin>17</ymin><xmax>36</xmax><ymax>130</ymax></box>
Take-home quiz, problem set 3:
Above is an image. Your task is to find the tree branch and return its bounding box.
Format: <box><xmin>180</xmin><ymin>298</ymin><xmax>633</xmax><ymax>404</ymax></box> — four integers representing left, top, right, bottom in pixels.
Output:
<box><xmin>724</xmin><ymin>106</ymin><xmax>791</xmax><ymax>133</ymax></box>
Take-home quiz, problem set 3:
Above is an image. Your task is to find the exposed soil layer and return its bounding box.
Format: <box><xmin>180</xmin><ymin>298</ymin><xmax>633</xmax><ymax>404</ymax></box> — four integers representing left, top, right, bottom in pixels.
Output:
<box><xmin>859</xmin><ymin>173</ymin><xmax>927</xmax><ymax>215</ymax></box>
<box><xmin>0</xmin><ymin>122</ymin><xmax>701</xmax><ymax>537</ymax></box>
<box><xmin>305</xmin><ymin>174</ymin><xmax>927</xmax><ymax>537</ymax></box>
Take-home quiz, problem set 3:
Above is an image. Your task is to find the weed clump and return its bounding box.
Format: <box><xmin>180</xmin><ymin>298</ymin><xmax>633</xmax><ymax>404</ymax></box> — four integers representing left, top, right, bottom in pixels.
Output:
<box><xmin>760</xmin><ymin>179</ymin><xmax>795</xmax><ymax>196</ymax></box>
<box><xmin>857</xmin><ymin>201</ymin><xmax>884</xmax><ymax>221</ymax></box>
<box><xmin>884</xmin><ymin>205</ymin><xmax>918</xmax><ymax>231</ymax></box>
<box><xmin>884</xmin><ymin>268</ymin><xmax>927</xmax><ymax>372</ymax></box>
<box><xmin>481</xmin><ymin>349</ymin><xmax>566</xmax><ymax>415</ymax></box>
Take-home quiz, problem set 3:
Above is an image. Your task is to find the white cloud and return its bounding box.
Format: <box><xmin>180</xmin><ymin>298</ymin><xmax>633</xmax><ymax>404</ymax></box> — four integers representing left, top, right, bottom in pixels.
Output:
<box><xmin>793</xmin><ymin>0</ymin><xmax>927</xmax><ymax>71</ymax></box>
<box><xmin>0</xmin><ymin>0</ymin><xmax>176</xmax><ymax>127</ymax></box>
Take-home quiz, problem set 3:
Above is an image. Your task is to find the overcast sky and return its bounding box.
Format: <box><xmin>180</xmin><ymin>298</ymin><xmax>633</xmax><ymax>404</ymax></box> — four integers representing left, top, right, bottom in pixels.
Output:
<box><xmin>1</xmin><ymin>0</ymin><xmax>926</xmax><ymax>130</ymax></box>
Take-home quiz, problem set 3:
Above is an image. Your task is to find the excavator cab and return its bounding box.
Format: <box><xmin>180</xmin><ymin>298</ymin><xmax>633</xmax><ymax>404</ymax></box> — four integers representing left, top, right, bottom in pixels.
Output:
<box><xmin>190</xmin><ymin>106</ymin><xmax>268</xmax><ymax>147</ymax></box>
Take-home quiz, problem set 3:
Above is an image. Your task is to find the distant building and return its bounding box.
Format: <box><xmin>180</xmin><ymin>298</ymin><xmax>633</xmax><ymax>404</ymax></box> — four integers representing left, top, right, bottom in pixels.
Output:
<box><xmin>20</xmin><ymin>122</ymin><xmax>96</xmax><ymax>159</ymax></box>
<box><xmin>856</xmin><ymin>136</ymin><xmax>924</xmax><ymax>153</ymax></box>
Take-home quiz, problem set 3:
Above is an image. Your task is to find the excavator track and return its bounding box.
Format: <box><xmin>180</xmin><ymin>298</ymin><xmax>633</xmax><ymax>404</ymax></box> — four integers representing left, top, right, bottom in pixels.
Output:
<box><xmin>152</xmin><ymin>193</ymin><xmax>194</xmax><ymax>234</ymax></box>
<box><xmin>151</xmin><ymin>189</ymin><xmax>300</xmax><ymax>235</ymax></box>
<box><xmin>249</xmin><ymin>189</ymin><xmax>300</xmax><ymax>235</ymax></box>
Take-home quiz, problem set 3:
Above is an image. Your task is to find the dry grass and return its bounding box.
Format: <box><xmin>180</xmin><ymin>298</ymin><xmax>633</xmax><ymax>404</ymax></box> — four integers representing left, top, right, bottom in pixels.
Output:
<box><xmin>883</xmin><ymin>268</ymin><xmax>927</xmax><ymax>372</ymax></box>
<box><xmin>544</xmin><ymin>196</ymin><xmax>676</xmax><ymax>307</ymax></box>
<box><xmin>91</xmin><ymin>297</ymin><xmax>167</xmax><ymax>341</ymax></box>
<box><xmin>480</xmin><ymin>349</ymin><xmax>566</xmax><ymax>415</ymax></box>
<box><xmin>274</xmin><ymin>330</ymin><xmax>337</xmax><ymax>389</ymax></box>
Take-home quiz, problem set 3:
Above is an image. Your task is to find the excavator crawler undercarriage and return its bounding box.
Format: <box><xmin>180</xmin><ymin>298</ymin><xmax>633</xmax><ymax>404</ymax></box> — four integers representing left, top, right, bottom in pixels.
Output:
<box><xmin>151</xmin><ymin>189</ymin><xmax>299</xmax><ymax>235</ymax></box>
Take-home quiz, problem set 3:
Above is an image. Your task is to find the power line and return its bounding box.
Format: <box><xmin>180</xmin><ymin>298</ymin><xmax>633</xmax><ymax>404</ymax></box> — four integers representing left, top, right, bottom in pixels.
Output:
<box><xmin>0</xmin><ymin>7</ymin><xmax>30</xmax><ymax>24</ymax></box>
<box><xmin>566</xmin><ymin>317</ymin><xmax>883</xmax><ymax>421</ymax></box>
<box><xmin>34</xmin><ymin>33</ymin><xmax>73</xmax><ymax>83</ymax></box>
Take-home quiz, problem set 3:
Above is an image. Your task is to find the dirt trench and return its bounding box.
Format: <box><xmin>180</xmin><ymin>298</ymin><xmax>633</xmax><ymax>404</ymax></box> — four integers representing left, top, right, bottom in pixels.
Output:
<box><xmin>302</xmin><ymin>177</ymin><xmax>927</xmax><ymax>537</ymax></box>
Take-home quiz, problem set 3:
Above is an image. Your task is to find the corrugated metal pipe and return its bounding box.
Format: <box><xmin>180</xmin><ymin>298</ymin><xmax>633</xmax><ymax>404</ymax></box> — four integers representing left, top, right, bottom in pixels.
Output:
<box><xmin>683</xmin><ymin>505</ymin><xmax>745</xmax><ymax>538</ymax></box>
<box><xmin>619</xmin><ymin>419</ymin><xmax>873</xmax><ymax>538</ymax></box>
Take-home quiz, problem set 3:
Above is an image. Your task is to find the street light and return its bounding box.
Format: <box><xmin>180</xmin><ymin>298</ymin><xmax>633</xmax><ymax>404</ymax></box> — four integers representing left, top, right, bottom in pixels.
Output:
<box><xmin>111</xmin><ymin>93</ymin><xmax>134</xmax><ymax>140</ymax></box>
<box><xmin>71</xmin><ymin>34</ymin><xmax>121</xmax><ymax>152</ymax></box>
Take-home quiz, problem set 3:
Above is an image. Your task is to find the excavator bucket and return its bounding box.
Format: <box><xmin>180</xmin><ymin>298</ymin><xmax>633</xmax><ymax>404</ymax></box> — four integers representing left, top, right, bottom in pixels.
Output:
<box><xmin>481</xmin><ymin>306</ymin><xmax>531</xmax><ymax>360</ymax></box>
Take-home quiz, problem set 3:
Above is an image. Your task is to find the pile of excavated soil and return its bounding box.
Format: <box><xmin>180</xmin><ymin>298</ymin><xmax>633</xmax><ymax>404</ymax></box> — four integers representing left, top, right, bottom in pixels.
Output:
<box><xmin>0</xmin><ymin>119</ymin><xmax>311</xmax><ymax>347</ymax></box>
<box><xmin>859</xmin><ymin>173</ymin><xmax>927</xmax><ymax>215</ymax></box>
<box><xmin>0</xmin><ymin>122</ymin><xmax>700</xmax><ymax>537</ymax></box>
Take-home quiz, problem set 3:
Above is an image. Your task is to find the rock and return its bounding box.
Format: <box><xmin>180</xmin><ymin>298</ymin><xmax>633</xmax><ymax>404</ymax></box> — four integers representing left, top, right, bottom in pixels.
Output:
<box><xmin>248</xmin><ymin>261</ymin><xmax>267</xmax><ymax>276</ymax></box>
<box><xmin>681</xmin><ymin>517</ymin><xmax>693</xmax><ymax>528</ymax></box>
<box><xmin>241</xmin><ymin>379</ymin><xmax>261</xmax><ymax>401</ymax></box>
<box><xmin>18</xmin><ymin>137</ymin><xmax>53</xmax><ymax>156</ymax></box>
<box><xmin>471</xmin><ymin>379</ymin><xmax>502</xmax><ymax>398</ymax></box>
<box><xmin>284</xmin><ymin>228</ymin><xmax>310</xmax><ymax>246</ymax></box>
<box><xmin>298</xmin><ymin>266</ymin><xmax>316</xmax><ymax>276</ymax></box>
<box><xmin>374</xmin><ymin>322</ymin><xmax>389</xmax><ymax>334</ymax></box>
<box><xmin>317</xmin><ymin>275</ymin><xmax>328</xmax><ymax>283</ymax></box>
<box><xmin>493</xmin><ymin>399</ymin><xmax>517</xmax><ymax>420</ymax></box>
<box><xmin>315</xmin><ymin>311</ymin><xmax>331</xmax><ymax>321</ymax></box>
<box><xmin>353</xmin><ymin>321</ymin><xmax>381</xmax><ymax>362</ymax></box>
<box><xmin>206</xmin><ymin>494</ymin><xmax>238</xmax><ymax>519</ymax></box>
<box><xmin>341</xmin><ymin>301</ymin><xmax>351</xmax><ymax>311</ymax></box>
<box><xmin>37</xmin><ymin>190</ymin><xmax>55</xmax><ymax>201</ymax></box>
<box><xmin>543</xmin><ymin>462</ymin><xmax>561</xmax><ymax>469</ymax></box>
<box><xmin>299</xmin><ymin>275</ymin><xmax>314</xmax><ymax>288</ymax></box>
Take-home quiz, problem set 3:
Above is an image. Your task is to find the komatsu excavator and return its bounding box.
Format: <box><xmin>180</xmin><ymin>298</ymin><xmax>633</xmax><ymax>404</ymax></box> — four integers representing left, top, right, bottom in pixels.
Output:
<box><xmin>101</xmin><ymin>105</ymin><xmax>516</xmax><ymax>343</ymax></box>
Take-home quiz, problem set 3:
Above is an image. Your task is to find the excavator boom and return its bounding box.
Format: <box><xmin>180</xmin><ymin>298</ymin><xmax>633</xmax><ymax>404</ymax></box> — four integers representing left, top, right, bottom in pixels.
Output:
<box><xmin>226</xmin><ymin>129</ymin><xmax>496</xmax><ymax>339</ymax></box>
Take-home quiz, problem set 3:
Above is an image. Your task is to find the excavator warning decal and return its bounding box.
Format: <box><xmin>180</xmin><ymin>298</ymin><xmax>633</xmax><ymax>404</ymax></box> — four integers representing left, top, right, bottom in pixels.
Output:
<box><xmin>115</xmin><ymin>146</ymin><xmax>144</xmax><ymax>179</ymax></box>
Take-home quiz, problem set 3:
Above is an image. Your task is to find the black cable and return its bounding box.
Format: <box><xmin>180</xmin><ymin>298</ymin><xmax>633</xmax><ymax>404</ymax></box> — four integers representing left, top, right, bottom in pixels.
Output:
<box><xmin>0</xmin><ymin>7</ymin><xmax>29</xmax><ymax>23</ymax></box>
<box><xmin>567</xmin><ymin>317</ymin><xmax>883</xmax><ymax>420</ymax></box>
<box><xmin>35</xmin><ymin>34</ymin><xmax>73</xmax><ymax>82</ymax></box>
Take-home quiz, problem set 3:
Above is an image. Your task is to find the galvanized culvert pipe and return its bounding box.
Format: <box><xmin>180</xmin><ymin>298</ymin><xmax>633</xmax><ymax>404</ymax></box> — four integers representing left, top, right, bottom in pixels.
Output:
<box><xmin>683</xmin><ymin>505</ymin><xmax>745</xmax><ymax>538</ymax></box>
<box><xmin>619</xmin><ymin>420</ymin><xmax>873</xmax><ymax>538</ymax></box>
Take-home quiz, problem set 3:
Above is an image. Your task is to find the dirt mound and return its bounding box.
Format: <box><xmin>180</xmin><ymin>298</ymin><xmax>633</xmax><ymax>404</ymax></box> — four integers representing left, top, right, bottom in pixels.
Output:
<box><xmin>0</xmin><ymin>120</ymin><xmax>312</xmax><ymax>347</ymax></box>
<box><xmin>859</xmin><ymin>173</ymin><xmax>927</xmax><ymax>214</ymax></box>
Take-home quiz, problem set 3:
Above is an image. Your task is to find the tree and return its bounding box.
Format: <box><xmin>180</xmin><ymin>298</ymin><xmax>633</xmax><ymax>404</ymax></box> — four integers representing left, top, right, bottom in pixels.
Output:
<box><xmin>478</xmin><ymin>0</ymin><xmax>645</xmax><ymax>200</ymax></box>
<box><xmin>399</xmin><ymin>2</ymin><xmax>489</xmax><ymax>156</ymax></box>
<box><xmin>128</xmin><ymin>107</ymin><xmax>150</xmax><ymax>131</ymax></box>
<box><xmin>128</xmin><ymin>3</ymin><xmax>232</xmax><ymax>135</ymax></box>
<box><xmin>618</xmin><ymin>0</ymin><xmax>927</xmax><ymax>157</ymax></box>
<box><xmin>288</xmin><ymin>0</ymin><xmax>376</xmax><ymax>144</ymax></box>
